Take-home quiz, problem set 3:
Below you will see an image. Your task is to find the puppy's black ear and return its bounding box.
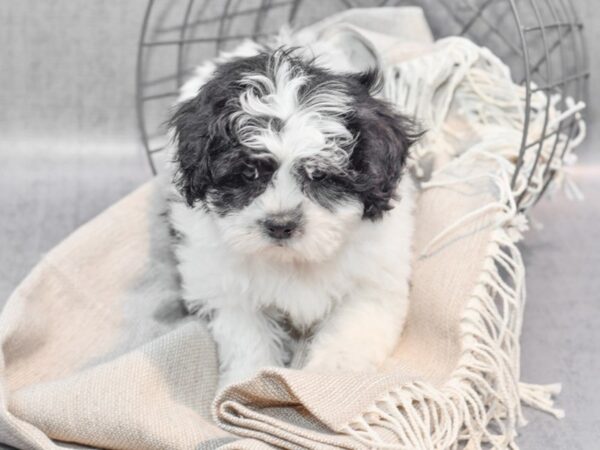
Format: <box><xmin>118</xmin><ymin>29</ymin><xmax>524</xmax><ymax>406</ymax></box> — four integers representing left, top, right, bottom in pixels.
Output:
<box><xmin>169</xmin><ymin>94</ymin><xmax>214</xmax><ymax>206</ymax></box>
<box><xmin>348</xmin><ymin>85</ymin><xmax>419</xmax><ymax>219</ymax></box>
<box><xmin>170</xmin><ymin>72</ymin><xmax>238</xmax><ymax>207</ymax></box>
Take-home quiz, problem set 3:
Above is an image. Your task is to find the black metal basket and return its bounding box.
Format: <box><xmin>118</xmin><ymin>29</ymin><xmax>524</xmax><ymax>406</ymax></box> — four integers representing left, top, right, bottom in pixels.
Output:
<box><xmin>136</xmin><ymin>0</ymin><xmax>588</xmax><ymax>209</ymax></box>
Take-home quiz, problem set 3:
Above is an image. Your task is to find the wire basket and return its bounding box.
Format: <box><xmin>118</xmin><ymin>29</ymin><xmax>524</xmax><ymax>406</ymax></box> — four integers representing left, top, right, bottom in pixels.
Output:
<box><xmin>136</xmin><ymin>0</ymin><xmax>588</xmax><ymax>209</ymax></box>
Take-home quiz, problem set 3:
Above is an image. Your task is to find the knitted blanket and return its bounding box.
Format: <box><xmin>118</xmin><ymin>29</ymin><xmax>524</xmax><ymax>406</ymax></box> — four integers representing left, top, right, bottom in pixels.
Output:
<box><xmin>0</xmin><ymin>7</ymin><xmax>584</xmax><ymax>450</ymax></box>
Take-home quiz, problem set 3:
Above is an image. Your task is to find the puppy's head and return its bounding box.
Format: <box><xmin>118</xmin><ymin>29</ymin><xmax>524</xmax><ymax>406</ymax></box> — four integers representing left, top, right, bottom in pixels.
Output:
<box><xmin>170</xmin><ymin>48</ymin><xmax>416</xmax><ymax>263</ymax></box>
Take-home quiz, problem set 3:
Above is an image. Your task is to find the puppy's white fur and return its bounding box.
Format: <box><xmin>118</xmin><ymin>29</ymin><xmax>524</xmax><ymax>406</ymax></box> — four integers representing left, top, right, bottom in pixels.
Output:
<box><xmin>169</xmin><ymin>43</ymin><xmax>415</xmax><ymax>388</ymax></box>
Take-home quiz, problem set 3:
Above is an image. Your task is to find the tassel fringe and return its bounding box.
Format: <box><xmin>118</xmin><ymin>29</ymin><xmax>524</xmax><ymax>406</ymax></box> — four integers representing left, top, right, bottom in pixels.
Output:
<box><xmin>343</xmin><ymin>222</ymin><xmax>562</xmax><ymax>449</ymax></box>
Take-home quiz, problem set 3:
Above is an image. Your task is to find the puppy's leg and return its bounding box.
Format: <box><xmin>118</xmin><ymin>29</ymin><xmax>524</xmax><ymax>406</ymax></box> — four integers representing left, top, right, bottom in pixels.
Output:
<box><xmin>209</xmin><ymin>306</ymin><xmax>286</xmax><ymax>390</ymax></box>
<box><xmin>304</xmin><ymin>287</ymin><xmax>408</xmax><ymax>373</ymax></box>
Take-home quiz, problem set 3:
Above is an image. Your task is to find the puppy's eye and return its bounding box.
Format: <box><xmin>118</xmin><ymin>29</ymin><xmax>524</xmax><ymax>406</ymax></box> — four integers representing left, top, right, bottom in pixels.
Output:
<box><xmin>241</xmin><ymin>165</ymin><xmax>259</xmax><ymax>181</ymax></box>
<box><xmin>309</xmin><ymin>169</ymin><xmax>327</xmax><ymax>182</ymax></box>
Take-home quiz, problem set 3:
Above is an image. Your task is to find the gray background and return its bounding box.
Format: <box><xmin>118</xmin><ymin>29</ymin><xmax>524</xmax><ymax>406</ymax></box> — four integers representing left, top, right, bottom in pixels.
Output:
<box><xmin>0</xmin><ymin>1</ymin><xmax>598</xmax><ymax>449</ymax></box>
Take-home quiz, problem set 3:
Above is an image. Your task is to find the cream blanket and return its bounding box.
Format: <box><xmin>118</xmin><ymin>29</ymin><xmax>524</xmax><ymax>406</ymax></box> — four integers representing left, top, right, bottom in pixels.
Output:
<box><xmin>0</xmin><ymin>7</ymin><xmax>584</xmax><ymax>450</ymax></box>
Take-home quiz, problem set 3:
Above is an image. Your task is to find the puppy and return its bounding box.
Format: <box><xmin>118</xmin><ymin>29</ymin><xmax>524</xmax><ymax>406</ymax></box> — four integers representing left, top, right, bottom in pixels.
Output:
<box><xmin>167</xmin><ymin>46</ymin><xmax>417</xmax><ymax>389</ymax></box>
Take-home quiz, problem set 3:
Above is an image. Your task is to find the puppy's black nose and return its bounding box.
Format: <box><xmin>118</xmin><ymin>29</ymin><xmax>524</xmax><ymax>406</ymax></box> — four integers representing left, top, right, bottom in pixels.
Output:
<box><xmin>264</xmin><ymin>218</ymin><xmax>298</xmax><ymax>240</ymax></box>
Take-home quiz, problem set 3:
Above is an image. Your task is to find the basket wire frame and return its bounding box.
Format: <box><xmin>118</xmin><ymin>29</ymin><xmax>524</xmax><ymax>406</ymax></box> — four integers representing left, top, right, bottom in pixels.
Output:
<box><xmin>136</xmin><ymin>0</ymin><xmax>588</xmax><ymax>209</ymax></box>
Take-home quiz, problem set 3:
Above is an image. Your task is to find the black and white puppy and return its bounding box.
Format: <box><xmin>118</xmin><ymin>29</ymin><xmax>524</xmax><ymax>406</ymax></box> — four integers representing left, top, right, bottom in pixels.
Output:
<box><xmin>167</xmin><ymin>44</ymin><xmax>417</xmax><ymax>388</ymax></box>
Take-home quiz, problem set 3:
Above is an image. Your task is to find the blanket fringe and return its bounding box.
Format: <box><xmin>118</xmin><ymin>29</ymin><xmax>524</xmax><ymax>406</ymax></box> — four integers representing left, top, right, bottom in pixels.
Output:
<box><xmin>390</xmin><ymin>38</ymin><xmax>586</xmax><ymax>212</ymax></box>
<box><xmin>518</xmin><ymin>382</ymin><xmax>564</xmax><ymax>420</ymax></box>
<box><xmin>343</xmin><ymin>225</ymin><xmax>535</xmax><ymax>449</ymax></box>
